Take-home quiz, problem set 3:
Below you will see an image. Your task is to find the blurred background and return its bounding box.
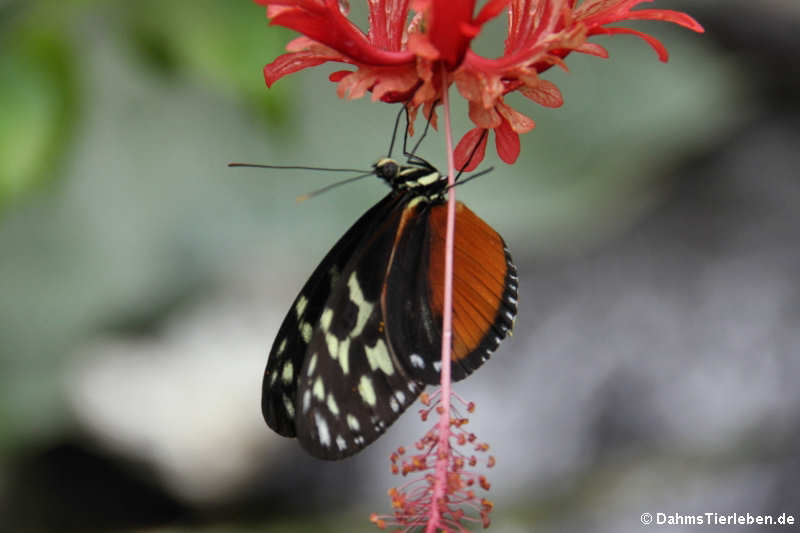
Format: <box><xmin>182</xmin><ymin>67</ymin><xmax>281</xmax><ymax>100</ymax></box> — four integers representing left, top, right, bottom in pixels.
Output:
<box><xmin>1</xmin><ymin>0</ymin><xmax>798</xmax><ymax>531</ymax></box>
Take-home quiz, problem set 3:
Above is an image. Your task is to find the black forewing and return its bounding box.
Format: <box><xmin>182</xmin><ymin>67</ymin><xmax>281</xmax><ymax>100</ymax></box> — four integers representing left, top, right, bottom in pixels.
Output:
<box><xmin>294</xmin><ymin>193</ymin><xmax>424</xmax><ymax>459</ymax></box>
<box><xmin>262</xmin><ymin>192</ymin><xmax>405</xmax><ymax>437</ymax></box>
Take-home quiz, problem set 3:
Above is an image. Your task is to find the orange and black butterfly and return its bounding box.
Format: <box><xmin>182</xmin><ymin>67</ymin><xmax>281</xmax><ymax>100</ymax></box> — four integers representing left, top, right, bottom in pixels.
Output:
<box><xmin>234</xmin><ymin>116</ymin><xmax>518</xmax><ymax>459</ymax></box>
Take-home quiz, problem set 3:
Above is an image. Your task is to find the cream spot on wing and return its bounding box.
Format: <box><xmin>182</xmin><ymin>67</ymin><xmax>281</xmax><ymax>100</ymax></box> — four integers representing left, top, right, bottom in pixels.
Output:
<box><xmin>307</xmin><ymin>353</ymin><xmax>317</xmax><ymax>376</ymax></box>
<box><xmin>326</xmin><ymin>393</ymin><xmax>339</xmax><ymax>415</ymax></box>
<box><xmin>320</xmin><ymin>307</ymin><xmax>333</xmax><ymax>331</ymax></box>
<box><xmin>301</xmin><ymin>322</ymin><xmax>313</xmax><ymax>343</ymax></box>
<box><xmin>295</xmin><ymin>295</ymin><xmax>308</xmax><ymax>317</ymax></box>
<box><xmin>277</xmin><ymin>338</ymin><xmax>287</xmax><ymax>355</ymax></box>
<box><xmin>415</xmin><ymin>172</ymin><xmax>440</xmax><ymax>186</ymax></box>
<box><xmin>281</xmin><ymin>362</ymin><xmax>293</xmax><ymax>384</ymax></box>
<box><xmin>346</xmin><ymin>273</ymin><xmax>374</xmax><ymax>337</ymax></box>
<box><xmin>357</xmin><ymin>375</ymin><xmax>377</xmax><ymax>406</ymax></box>
<box><xmin>313</xmin><ymin>376</ymin><xmax>325</xmax><ymax>400</ymax></box>
<box><xmin>283</xmin><ymin>394</ymin><xmax>295</xmax><ymax>418</ymax></box>
<box><xmin>338</xmin><ymin>338</ymin><xmax>350</xmax><ymax>374</ymax></box>
<box><xmin>347</xmin><ymin>414</ymin><xmax>360</xmax><ymax>431</ymax></box>
<box><xmin>325</xmin><ymin>332</ymin><xmax>339</xmax><ymax>361</ymax></box>
<box><xmin>365</xmin><ymin>339</ymin><xmax>394</xmax><ymax>375</ymax></box>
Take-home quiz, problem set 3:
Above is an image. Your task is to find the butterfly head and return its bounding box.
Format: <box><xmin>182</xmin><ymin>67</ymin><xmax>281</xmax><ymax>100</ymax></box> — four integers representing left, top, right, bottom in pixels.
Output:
<box><xmin>373</xmin><ymin>158</ymin><xmax>447</xmax><ymax>200</ymax></box>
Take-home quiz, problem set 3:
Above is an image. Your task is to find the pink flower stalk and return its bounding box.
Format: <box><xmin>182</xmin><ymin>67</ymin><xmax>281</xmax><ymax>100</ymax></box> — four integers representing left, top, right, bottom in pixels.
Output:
<box><xmin>255</xmin><ymin>0</ymin><xmax>703</xmax><ymax>166</ymax></box>
<box><xmin>370</xmin><ymin>391</ymin><xmax>496</xmax><ymax>531</ymax></box>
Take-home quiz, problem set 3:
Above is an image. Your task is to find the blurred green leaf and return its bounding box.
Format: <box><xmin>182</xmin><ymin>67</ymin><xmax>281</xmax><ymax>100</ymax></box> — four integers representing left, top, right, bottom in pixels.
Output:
<box><xmin>122</xmin><ymin>0</ymin><xmax>294</xmax><ymax>122</ymax></box>
<box><xmin>0</xmin><ymin>29</ymin><xmax>77</xmax><ymax>211</ymax></box>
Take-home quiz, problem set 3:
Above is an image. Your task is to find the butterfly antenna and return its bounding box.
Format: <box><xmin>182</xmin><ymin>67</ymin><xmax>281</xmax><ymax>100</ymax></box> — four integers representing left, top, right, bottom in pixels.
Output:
<box><xmin>228</xmin><ymin>162</ymin><xmax>370</xmax><ymax>173</ymax></box>
<box><xmin>296</xmin><ymin>171</ymin><xmax>375</xmax><ymax>202</ymax></box>
<box><xmin>455</xmin><ymin>129</ymin><xmax>488</xmax><ymax>182</ymax></box>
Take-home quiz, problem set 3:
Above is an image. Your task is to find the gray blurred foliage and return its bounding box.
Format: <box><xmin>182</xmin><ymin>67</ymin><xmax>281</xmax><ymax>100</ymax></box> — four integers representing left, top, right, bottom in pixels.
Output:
<box><xmin>1</xmin><ymin>0</ymin><xmax>795</xmax><ymax>532</ymax></box>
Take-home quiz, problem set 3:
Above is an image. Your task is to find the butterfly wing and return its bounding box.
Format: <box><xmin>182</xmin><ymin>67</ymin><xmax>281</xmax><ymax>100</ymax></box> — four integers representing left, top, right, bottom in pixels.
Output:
<box><xmin>293</xmin><ymin>193</ymin><xmax>424</xmax><ymax>459</ymax></box>
<box><xmin>384</xmin><ymin>200</ymin><xmax>518</xmax><ymax>384</ymax></box>
<box><xmin>262</xmin><ymin>192</ymin><xmax>405</xmax><ymax>438</ymax></box>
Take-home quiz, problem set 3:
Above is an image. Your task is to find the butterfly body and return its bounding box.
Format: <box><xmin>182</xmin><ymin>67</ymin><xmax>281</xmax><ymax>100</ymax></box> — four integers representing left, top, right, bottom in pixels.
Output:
<box><xmin>263</xmin><ymin>158</ymin><xmax>518</xmax><ymax>459</ymax></box>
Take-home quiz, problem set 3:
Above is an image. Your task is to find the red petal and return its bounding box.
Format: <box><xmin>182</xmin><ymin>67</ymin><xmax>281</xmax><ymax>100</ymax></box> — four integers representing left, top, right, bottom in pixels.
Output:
<box><xmin>496</xmin><ymin>101</ymin><xmax>535</xmax><ymax>133</ymax></box>
<box><xmin>368</xmin><ymin>0</ymin><xmax>413</xmax><ymax>51</ymax></box>
<box><xmin>267</xmin><ymin>4</ymin><xmax>414</xmax><ymax>66</ymax></box>
<box><xmin>371</xmin><ymin>66</ymin><xmax>423</xmax><ymax>101</ymax></box>
<box><xmin>494</xmin><ymin>118</ymin><xmax>520</xmax><ymax>164</ymax></box>
<box><xmin>468</xmin><ymin>100</ymin><xmax>502</xmax><ymax>129</ymax></box>
<box><xmin>329</xmin><ymin>70</ymin><xmax>352</xmax><ymax>82</ymax></box>
<box><xmin>263</xmin><ymin>51</ymin><xmax>331</xmax><ymax>87</ymax></box>
<box><xmin>454</xmin><ymin>128</ymin><xmax>488</xmax><ymax>172</ymax></box>
<box><xmin>623</xmin><ymin>9</ymin><xmax>704</xmax><ymax>33</ymax></box>
<box><xmin>575</xmin><ymin>42</ymin><xmax>609</xmax><ymax>58</ymax></box>
<box><xmin>519</xmin><ymin>79</ymin><xmax>563</xmax><ymax>108</ymax></box>
<box><xmin>473</xmin><ymin>0</ymin><xmax>509</xmax><ymax>26</ymax></box>
<box><xmin>591</xmin><ymin>26</ymin><xmax>670</xmax><ymax>62</ymax></box>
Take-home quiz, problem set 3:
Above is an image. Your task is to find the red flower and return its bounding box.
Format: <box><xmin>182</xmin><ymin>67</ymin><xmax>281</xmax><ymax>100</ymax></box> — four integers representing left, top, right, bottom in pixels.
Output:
<box><xmin>255</xmin><ymin>0</ymin><xmax>703</xmax><ymax>167</ymax></box>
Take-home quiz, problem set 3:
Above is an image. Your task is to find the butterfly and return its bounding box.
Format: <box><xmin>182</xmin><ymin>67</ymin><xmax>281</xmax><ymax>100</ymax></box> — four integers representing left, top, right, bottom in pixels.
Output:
<box><xmin>244</xmin><ymin>121</ymin><xmax>518</xmax><ymax>459</ymax></box>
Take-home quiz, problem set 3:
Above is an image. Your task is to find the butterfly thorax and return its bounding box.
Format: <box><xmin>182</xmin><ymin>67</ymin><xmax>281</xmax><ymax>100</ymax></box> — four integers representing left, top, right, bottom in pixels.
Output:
<box><xmin>374</xmin><ymin>158</ymin><xmax>447</xmax><ymax>202</ymax></box>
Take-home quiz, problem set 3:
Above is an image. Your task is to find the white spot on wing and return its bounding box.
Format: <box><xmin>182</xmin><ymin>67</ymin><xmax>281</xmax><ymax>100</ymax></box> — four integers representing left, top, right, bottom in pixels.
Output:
<box><xmin>409</xmin><ymin>353</ymin><xmax>425</xmax><ymax>369</ymax></box>
<box><xmin>433</xmin><ymin>361</ymin><xmax>442</xmax><ymax>372</ymax></box>
<box><xmin>302</xmin><ymin>389</ymin><xmax>311</xmax><ymax>413</ymax></box>
<box><xmin>394</xmin><ymin>390</ymin><xmax>406</xmax><ymax>404</ymax></box>
<box><xmin>347</xmin><ymin>414</ymin><xmax>360</xmax><ymax>431</ymax></box>
<box><xmin>390</xmin><ymin>397</ymin><xmax>399</xmax><ymax>413</ymax></box>
<box><xmin>314</xmin><ymin>412</ymin><xmax>330</xmax><ymax>447</ymax></box>
<box><xmin>336</xmin><ymin>435</ymin><xmax>346</xmax><ymax>451</ymax></box>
